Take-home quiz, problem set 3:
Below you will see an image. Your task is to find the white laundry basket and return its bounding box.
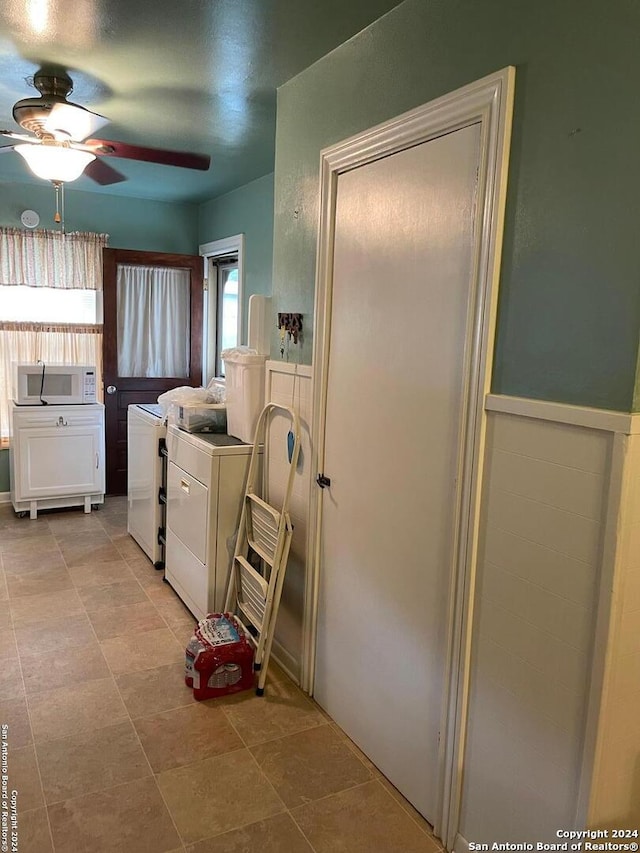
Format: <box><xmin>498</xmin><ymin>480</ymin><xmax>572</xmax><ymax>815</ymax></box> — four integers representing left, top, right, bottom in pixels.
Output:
<box><xmin>221</xmin><ymin>350</ymin><xmax>267</xmax><ymax>443</ymax></box>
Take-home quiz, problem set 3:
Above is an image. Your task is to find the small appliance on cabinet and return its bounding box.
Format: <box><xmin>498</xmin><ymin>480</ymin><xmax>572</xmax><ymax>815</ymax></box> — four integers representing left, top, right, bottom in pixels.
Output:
<box><xmin>127</xmin><ymin>404</ymin><xmax>167</xmax><ymax>566</ymax></box>
<box><xmin>9</xmin><ymin>401</ymin><xmax>105</xmax><ymax>519</ymax></box>
<box><xmin>165</xmin><ymin>424</ymin><xmax>257</xmax><ymax>620</ymax></box>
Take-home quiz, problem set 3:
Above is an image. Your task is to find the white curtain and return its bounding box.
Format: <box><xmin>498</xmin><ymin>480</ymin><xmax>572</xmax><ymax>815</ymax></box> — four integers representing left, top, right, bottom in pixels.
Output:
<box><xmin>117</xmin><ymin>264</ymin><xmax>190</xmax><ymax>377</ymax></box>
<box><xmin>0</xmin><ymin>228</ymin><xmax>108</xmax><ymax>290</ymax></box>
<box><xmin>0</xmin><ymin>228</ymin><xmax>107</xmax><ymax>443</ymax></box>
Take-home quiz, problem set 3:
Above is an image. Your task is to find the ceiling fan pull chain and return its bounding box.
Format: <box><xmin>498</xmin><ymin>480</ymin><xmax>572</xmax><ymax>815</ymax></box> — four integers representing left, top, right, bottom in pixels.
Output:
<box><xmin>53</xmin><ymin>180</ymin><xmax>65</xmax><ymax>231</ymax></box>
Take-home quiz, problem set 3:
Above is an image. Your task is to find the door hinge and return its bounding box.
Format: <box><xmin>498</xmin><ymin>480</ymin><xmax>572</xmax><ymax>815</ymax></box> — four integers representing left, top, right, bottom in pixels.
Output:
<box><xmin>157</xmin><ymin>527</ymin><xmax>166</xmax><ymax>546</ymax></box>
<box><xmin>203</xmin><ymin>277</ymin><xmax>208</xmax><ymax>292</ymax></box>
<box><xmin>316</xmin><ymin>474</ymin><xmax>331</xmax><ymax>489</ymax></box>
<box><xmin>158</xmin><ymin>487</ymin><xmax>167</xmax><ymax>505</ymax></box>
<box><xmin>158</xmin><ymin>437</ymin><xmax>167</xmax><ymax>458</ymax></box>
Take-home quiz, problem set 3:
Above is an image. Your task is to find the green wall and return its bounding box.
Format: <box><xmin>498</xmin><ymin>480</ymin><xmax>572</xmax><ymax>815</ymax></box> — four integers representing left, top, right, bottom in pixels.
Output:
<box><xmin>273</xmin><ymin>0</ymin><xmax>640</xmax><ymax>411</ymax></box>
<box><xmin>198</xmin><ymin>173</ymin><xmax>274</xmax><ymax>343</ymax></box>
<box><xmin>0</xmin><ymin>175</ymin><xmax>275</xmax><ymax>493</ymax></box>
<box><xmin>0</xmin><ymin>182</ymin><xmax>199</xmax><ymax>252</ymax></box>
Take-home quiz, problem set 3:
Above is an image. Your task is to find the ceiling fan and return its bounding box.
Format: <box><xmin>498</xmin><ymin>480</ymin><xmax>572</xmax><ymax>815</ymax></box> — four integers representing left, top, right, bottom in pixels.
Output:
<box><xmin>0</xmin><ymin>67</ymin><xmax>211</xmax><ymax>185</ymax></box>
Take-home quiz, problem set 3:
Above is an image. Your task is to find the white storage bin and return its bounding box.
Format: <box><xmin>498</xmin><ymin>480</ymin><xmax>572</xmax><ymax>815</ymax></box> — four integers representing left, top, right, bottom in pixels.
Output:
<box><xmin>222</xmin><ymin>351</ymin><xmax>267</xmax><ymax>443</ymax></box>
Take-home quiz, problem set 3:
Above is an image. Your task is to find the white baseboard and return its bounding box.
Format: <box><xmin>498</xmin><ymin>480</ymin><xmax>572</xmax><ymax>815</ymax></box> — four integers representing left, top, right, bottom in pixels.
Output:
<box><xmin>453</xmin><ymin>833</ymin><xmax>470</xmax><ymax>853</ymax></box>
<box><xmin>271</xmin><ymin>637</ymin><xmax>301</xmax><ymax>687</ymax></box>
<box><xmin>0</xmin><ymin>492</ymin><xmax>11</xmax><ymax>504</ymax></box>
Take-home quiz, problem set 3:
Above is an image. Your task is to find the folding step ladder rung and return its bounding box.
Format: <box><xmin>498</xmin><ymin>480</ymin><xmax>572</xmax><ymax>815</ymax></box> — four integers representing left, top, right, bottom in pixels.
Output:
<box><xmin>224</xmin><ymin>402</ymin><xmax>301</xmax><ymax>695</ymax></box>
<box><xmin>245</xmin><ymin>493</ymin><xmax>280</xmax><ymax>565</ymax></box>
<box><xmin>234</xmin><ymin>555</ymin><xmax>268</xmax><ymax>630</ymax></box>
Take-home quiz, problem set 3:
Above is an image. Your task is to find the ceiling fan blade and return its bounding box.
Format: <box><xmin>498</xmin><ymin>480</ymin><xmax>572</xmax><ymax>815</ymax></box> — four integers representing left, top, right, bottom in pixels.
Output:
<box><xmin>0</xmin><ymin>130</ymin><xmax>40</xmax><ymax>143</ymax></box>
<box><xmin>83</xmin><ymin>157</ymin><xmax>127</xmax><ymax>185</ymax></box>
<box><xmin>44</xmin><ymin>103</ymin><xmax>109</xmax><ymax>141</ymax></box>
<box><xmin>85</xmin><ymin>138</ymin><xmax>210</xmax><ymax>171</ymax></box>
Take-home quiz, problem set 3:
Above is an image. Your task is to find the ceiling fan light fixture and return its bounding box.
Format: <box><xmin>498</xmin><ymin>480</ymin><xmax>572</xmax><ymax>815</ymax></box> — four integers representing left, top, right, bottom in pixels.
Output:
<box><xmin>15</xmin><ymin>143</ymin><xmax>95</xmax><ymax>182</ymax></box>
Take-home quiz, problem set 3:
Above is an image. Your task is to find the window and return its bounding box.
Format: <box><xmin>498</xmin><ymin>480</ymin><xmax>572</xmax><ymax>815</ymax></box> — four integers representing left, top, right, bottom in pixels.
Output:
<box><xmin>216</xmin><ymin>262</ymin><xmax>239</xmax><ymax>376</ymax></box>
<box><xmin>0</xmin><ymin>228</ymin><xmax>107</xmax><ymax>443</ymax></box>
<box><xmin>200</xmin><ymin>234</ymin><xmax>244</xmax><ymax>385</ymax></box>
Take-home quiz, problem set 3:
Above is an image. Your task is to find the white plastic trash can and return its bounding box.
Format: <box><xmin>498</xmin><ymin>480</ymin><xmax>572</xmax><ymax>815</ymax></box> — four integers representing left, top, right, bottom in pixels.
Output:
<box><xmin>221</xmin><ymin>349</ymin><xmax>267</xmax><ymax>443</ymax></box>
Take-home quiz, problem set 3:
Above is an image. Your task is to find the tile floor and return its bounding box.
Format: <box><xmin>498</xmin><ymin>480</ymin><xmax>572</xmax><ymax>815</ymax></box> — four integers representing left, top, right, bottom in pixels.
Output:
<box><xmin>0</xmin><ymin>496</ymin><xmax>443</xmax><ymax>852</ymax></box>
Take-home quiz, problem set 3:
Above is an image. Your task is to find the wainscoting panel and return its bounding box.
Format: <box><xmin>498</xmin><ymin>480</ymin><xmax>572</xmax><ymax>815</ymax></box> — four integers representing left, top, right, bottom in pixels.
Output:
<box><xmin>458</xmin><ymin>411</ymin><xmax>613</xmax><ymax>842</ymax></box>
<box><xmin>589</xmin><ymin>434</ymin><xmax>640</xmax><ymax>828</ymax></box>
<box><xmin>264</xmin><ymin>360</ymin><xmax>313</xmax><ymax>682</ymax></box>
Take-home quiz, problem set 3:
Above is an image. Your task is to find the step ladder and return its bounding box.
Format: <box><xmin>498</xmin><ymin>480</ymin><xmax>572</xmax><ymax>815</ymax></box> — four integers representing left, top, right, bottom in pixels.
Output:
<box><xmin>224</xmin><ymin>402</ymin><xmax>300</xmax><ymax>695</ymax></box>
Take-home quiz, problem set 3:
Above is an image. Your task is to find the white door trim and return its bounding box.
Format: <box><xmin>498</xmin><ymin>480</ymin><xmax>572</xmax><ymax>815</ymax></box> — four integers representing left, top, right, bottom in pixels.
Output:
<box><xmin>199</xmin><ymin>234</ymin><xmax>245</xmax><ymax>377</ymax></box>
<box><xmin>306</xmin><ymin>67</ymin><xmax>515</xmax><ymax>846</ymax></box>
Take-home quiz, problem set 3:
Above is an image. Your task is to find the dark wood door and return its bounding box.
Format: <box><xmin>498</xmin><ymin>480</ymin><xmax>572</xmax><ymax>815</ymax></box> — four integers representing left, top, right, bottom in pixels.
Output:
<box><xmin>103</xmin><ymin>248</ymin><xmax>203</xmax><ymax>495</ymax></box>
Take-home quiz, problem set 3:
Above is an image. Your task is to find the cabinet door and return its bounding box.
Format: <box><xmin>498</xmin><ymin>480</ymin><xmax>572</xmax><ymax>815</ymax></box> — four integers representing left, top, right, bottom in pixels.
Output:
<box><xmin>15</xmin><ymin>426</ymin><xmax>104</xmax><ymax>499</ymax></box>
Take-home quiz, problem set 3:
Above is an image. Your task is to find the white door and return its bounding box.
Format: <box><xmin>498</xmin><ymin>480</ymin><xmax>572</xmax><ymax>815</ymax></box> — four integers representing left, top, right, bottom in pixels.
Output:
<box><xmin>314</xmin><ymin>123</ymin><xmax>481</xmax><ymax>822</ymax></box>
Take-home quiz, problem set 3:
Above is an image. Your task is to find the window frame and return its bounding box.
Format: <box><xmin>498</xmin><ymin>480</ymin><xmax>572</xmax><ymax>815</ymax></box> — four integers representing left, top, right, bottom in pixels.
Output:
<box><xmin>199</xmin><ymin>233</ymin><xmax>244</xmax><ymax>385</ymax></box>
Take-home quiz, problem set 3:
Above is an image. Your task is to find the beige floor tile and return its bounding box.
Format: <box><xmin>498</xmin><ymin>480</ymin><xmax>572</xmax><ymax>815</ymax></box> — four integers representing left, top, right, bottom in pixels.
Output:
<box><xmin>220</xmin><ymin>679</ymin><xmax>326</xmax><ymax>746</ymax></box>
<box><xmin>67</xmin><ymin>558</ymin><xmax>135</xmax><ymax>588</ymax></box>
<box><xmin>157</xmin><ymin>749</ymin><xmax>285</xmax><ymax>845</ymax></box>
<box><xmin>36</xmin><ymin>720</ymin><xmax>152</xmax><ymax>804</ymax></box>
<box><xmin>20</xmin><ymin>642</ymin><xmax>110</xmax><ymax>695</ymax></box>
<box><xmin>0</xmin><ymin>521</ymin><xmax>52</xmax><ymax>546</ymax></box>
<box><xmin>1</xmin><ymin>550</ymin><xmax>65</xmax><ymax>575</ymax></box>
<box><xmin>1</xmin><ymin>536</ymin><xmax>60</xmax><ymax>559</ymax></box>
<box><xmin>154</xmin><ymin>593</ymin><xmax>198</xmax><ymax>626</ymax></box>
<box><xmin>13</xmin><ymin>806</ymin><xmax>54</xmax><ymax>853</ymax></box>
<box><xmin>100</xmin><ymin>626</ymin><xmax>184</xmax><ymax>675</ymax></box>
<box><xmin>251</xmin><ymin>724</ymin><xmax>373</xmax><ymax>808</ymax></box>
<box><xmin>14</xmin><ymin>613</ymin><xmax>95</xmax><ymax>656</ymax></box>
<box><xmin>127</xmin><ymin>559</ymin><xmax>164</xmax><ymax>589</ymax></box>
<box><xmin>114</xmin><ymin>536</ymin><xmax>148</xmax><ymax>561</ymax></box>
<box><xmin>76</xmin><ymin>578</ymin><xmax>148</xmax><ymax>611</ymax></box>
<box><xmin>48</xmin><ymin>776</ymin><xmax>181</xmax><ymax>853</ymax></box>
<box><xmin>330</xmin><ymin>722</ymin><xmax>382</xmax><ymax>777</ymax></box>
<box><xmin>0</xmin><ymin>604</ymin><xmax>12</xmax><ymax>629</ymax></box>
<box><xmin>6</xmin><ymin>566</ymin><xmax>73</xmax><ymax>599</ymax></box>
<box><xmin>0</xmin><ymin>627</ymin><xmax>18</xmax><ymax>661</ymax></box>
<box><xmin>379</xmin><ymin>777</ymin><xmax>439</xmax><ymax>838</ymax></box>
<box><xmin>170</xmin><ymin>619</ymin><xmax>199</xmax><ymax>646</ymax></box>
<box><xmin>291</xmin><ymin>780</ymin><xmax>441</xmax><ymax>853</ymax></box>
<box><xmin>88</xmin><ymin>599</ymin><xmax>165</xmax><ymax>639</ymax></box>
<box><xmin>186</xmin><ymin>812</ymin><xmax>314</xmax><ymax>853</ymax></box>
<box><xmin>46</xmin><ymin>512</ymin><xmax>105</xmax><ymax>536</ymax></box>
<box><xmin>28</xmin><ymin>676</ymin><xmax>128</xmax><ymax>743</ymax></box>
<box><xmin>115</xmin><ymin>662</ymin><xmax>196</xmax><ymax>718</ymax></box>
<box><xmin>134</xmin><ymin>702</ymin><xmax>244</xmax><ymax>772</ymax></box>
<box><xmin>9</xmin><ymin>587</ymin><xmax>85</xmax><ymax>626</ymax></box>
<box><xmin>9</xmin><ymin>743</ymin><xmax>45</xmax><ymax>812</ymax></box>
<box><xmin>146</xmin><ymin>580</ymin><xmax>186</xmax><ymax>604</ymax></box>
<box><xmin>0</xmin><ymin>696</ymin><xmax>32</xmax><ymax>747</ymax></box>
<box><xmin>0</xmin><ymin>657</ymin><xmax>24</xmax><ymax>700</ymax></box>
<box><xmin>57</xmin><ymin>534</ymin><xmax>122</xmax><ymax>568</ymax></box>
<box><xmin>98</xmin><ymin>513</ymin><xmax>129</xmax><ymax>538</ymax></box>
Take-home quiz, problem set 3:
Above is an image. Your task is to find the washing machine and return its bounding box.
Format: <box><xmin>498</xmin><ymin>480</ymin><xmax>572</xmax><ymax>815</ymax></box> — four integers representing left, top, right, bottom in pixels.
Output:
<box><xmin>127</xmin><ymin>403</ymin><xmax>167</xmax><ymax>566</ymax></box>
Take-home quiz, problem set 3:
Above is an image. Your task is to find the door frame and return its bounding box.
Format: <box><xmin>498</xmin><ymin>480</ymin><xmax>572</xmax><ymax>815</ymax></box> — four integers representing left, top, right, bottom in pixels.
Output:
<box><xmin>305</xmin><ymin>67</ymin><xmax>515</xmax><ymax>846</ymax></box>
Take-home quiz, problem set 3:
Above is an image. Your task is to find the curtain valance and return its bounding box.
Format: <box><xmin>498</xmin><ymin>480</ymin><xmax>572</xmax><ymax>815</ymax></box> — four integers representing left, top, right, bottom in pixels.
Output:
<box><xmin>0</xmin><ymin>228</ymin><xmax>109</xmax><ymax>290</ymax></box>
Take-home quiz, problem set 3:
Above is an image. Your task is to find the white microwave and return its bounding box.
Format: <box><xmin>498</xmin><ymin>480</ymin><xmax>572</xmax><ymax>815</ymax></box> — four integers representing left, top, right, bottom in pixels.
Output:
<box><xmin>13</xmin><ymin>363</ymin><xmax>98</xmax><ymax>405</ymax></box>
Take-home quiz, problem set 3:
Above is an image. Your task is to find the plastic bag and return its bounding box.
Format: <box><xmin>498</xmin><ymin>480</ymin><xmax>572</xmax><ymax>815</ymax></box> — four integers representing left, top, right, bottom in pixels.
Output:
<box><xmin>157</xmin><ymin>386</ymin><xmax>210</xmax><ymax>417</ymax></box>
<box><xmin>205</xmin><ymin>377</ymin><xmax>226</xmax><ymax>404</ymax></box>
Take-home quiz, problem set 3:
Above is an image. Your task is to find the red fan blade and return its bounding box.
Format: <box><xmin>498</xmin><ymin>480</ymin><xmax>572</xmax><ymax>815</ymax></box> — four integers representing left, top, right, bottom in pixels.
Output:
<box><xmin>85</xmin><ymin>138</ymin><xmax>210</xmax><ymax>171</ymax></box>
<box><xmin>83</xmin><ymin>157</ymin><xmax>127</xmax><ymax>185</ymax></box>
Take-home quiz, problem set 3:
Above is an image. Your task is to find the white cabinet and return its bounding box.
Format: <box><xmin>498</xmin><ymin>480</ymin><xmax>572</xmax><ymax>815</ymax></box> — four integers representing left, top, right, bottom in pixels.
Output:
<box><xmin>165</xmin><ymin>425</ymin><xmax>256</xmax><ymax>620</ymax></box>
<box><xmin>10</xmin><ymin>403</ymin><xmax>105</xmax><ymax>519</ymax></box>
